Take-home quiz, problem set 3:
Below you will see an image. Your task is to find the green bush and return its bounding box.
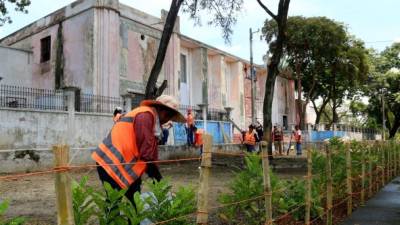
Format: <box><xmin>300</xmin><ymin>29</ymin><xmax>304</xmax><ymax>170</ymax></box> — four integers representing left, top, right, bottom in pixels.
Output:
<box><xmin>0</xmin><ymin>200</ymin><xmax>25</xmax><ymax>225</ymax></box>
<box><xmin>218</xmin><ymin>153</ymin><xmax>286</xmax><ymax>225</ymax></box>
<box><xmin>72</xmin><ymin>176</ymin><xmax>196</xmax><ymax>225</ymax></box>
<box><xmin>144</xmin><ymin>179</ymin><xmax>196</xmax><ymax>225</ymax></box>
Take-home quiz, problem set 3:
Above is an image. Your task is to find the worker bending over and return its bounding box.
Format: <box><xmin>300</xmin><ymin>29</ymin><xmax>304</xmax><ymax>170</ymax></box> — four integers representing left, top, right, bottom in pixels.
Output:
<box><xmin>92</xmin><ymin>95</ymin><xmax>186</xmax><ymax>205</ymax></box>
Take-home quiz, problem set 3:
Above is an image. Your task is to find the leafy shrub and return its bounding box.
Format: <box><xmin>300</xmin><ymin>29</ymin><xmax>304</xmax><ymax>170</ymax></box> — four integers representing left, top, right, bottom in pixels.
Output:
<box><xmin>0</xmin><ymin>200</ymin><xmax>25</xmax><ymax>225</ymax></box>
<box><xmin>72</xmin><ymin>176</ymin><xmax>195</xmax><ymax>225</ymax></box>
<box><xmin>144</xmin><ymin>179</ymin><xmax>196</xmax><ymax>225</ymax></box>
<box><xmin>218</xmin><ymin>153</ymin><xmax>286</xmax><ymax>225</ymax></box>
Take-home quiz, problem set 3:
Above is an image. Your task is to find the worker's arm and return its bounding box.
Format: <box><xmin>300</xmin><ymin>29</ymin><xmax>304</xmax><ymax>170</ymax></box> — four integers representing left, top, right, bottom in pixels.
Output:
<box><xmin>135</xmin><ymin>112</ymin><xmax>162</xmax><ymax>181</ymax></box>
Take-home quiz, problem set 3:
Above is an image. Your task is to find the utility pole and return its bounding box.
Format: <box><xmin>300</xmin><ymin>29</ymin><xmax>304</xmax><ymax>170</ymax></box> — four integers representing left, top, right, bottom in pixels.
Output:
<box><xmin>249</xmin><ymin>28</ymin><xmax>259</xmax><ymax>125</ymax></box>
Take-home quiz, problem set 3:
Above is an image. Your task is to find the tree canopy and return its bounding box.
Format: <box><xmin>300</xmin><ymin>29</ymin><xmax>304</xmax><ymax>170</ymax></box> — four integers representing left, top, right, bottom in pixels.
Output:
<box><xmin>0</xmin><ymin>0</ymin><xmax>30</xmax><ymax>26</ymax></box>
<box><xmin>263</xmin><ymin>16</ymin><xmax>369</xmax><ymax>127</ymax></box>
<box><xmin>364</xmin><ymin>43</ymin><xmax>400</xmax><ymax>138</ymax></box>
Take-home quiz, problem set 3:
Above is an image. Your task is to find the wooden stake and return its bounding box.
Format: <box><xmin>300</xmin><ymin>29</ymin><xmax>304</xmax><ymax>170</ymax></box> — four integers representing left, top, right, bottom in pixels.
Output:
<box><xmin>197</xmin><ymin>134</ymin><xmax>213</xmax><ymax>225</ymax></box>
<box><xmin>345</xmin><ymin>144</ymin><xmax>352</xmax><ymax>216</ymax></box>
<box><xmin>381</xmin><ymin>143</ymin><xmax>385</xmax><ymax>187</ymax></box>
<box><xmin>261</xmin><ymin>141</ymin><xmax>273</xmax><ymax>225</ymax></box>
<box><xmin>394</xmin><ymin>142</ymin><xmax>397</xmax><ymax>176</ymax></box>
<box><xmin>368</xmin><ymin>145</ymin><xmax>373</xmax><ymax>198</ymax></box>
<box><xmin>361</xmin><ymin>144</ymin><xmax>366</xmax><ymax>205</ymax></box>
<box><xmin>53</xmin><ymin>145</ymin><xmax>74</xmax><ymax>225</ymax></box>
<box><xmin>375</xmin><ymin>143</ymin><xmax>380</xmax><ymax>192</ymax></box>
<box><xmin>326</xmin><ymin>145</ymin><xmax>333</xmax><ymax>225</ymax></box>
<box><xmin>305</xmin><ymin>148</ymin><xmax>312</xmax><ymax>225</ymax></box>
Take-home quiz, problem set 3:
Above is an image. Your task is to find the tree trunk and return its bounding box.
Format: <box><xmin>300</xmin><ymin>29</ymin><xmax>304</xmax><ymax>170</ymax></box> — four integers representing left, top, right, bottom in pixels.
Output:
<box><xmin>144</xmin><ymin>0</ymin><xmax>184</xmax><ymax>99</ymax></box>
<box><xmin>312</xmin><ymin>98</ymin><xmax>329</xmax><ymax>129</ymax></box>
<box><xmin>260</xmin><ymin>0</ymin><xmax>291</xmax><ymax>159</ymax></box>
<box><xmin>389</xmin><ymin>116</ymin><xmax>400</xmax><ymax>139</ymax></box>
<box><xmin>296</xmin><ymin>60</ymin><xmax>302</xmax><ymax>129</ymax></box>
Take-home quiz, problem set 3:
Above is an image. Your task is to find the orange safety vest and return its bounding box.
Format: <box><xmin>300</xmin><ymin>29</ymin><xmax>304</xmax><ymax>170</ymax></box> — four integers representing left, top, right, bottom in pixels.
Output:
<box><xmin>92</xmin><ymin>106</ymin><xmax>156</xmax><ymax>189</ymax></box>
<box><xmin>194</xmin><ymin>129</ymin><xmax>204</xmax><ymax>147</ymax></box>
<box><xmin>243</xmin><ymin>131</ymin><xmax>256</xmax><ymax>146</ymax></box>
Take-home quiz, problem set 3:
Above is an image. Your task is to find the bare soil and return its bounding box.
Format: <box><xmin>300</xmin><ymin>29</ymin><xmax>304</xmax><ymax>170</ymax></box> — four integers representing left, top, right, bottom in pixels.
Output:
<box><xmin>1</xmin><ymin>162</ymin><xmax>302</xmax><ymax>225</ymax></box>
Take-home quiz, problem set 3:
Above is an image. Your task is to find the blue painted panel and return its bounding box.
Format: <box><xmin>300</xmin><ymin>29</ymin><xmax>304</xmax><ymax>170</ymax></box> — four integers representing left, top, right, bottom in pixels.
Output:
<box><xmin>173</xmin><ymin>123</ymin><xmax>187</xmax><ymax>145</ymax></box>
<box><xmin>172</xmin><ymin>120</ymin><xmax>232</xmax><ymax>144</ymax></box>
<box><xmin>310</xmin><ymin>131</ymin><xmax>346</xmax><ymax>142</ymax></box>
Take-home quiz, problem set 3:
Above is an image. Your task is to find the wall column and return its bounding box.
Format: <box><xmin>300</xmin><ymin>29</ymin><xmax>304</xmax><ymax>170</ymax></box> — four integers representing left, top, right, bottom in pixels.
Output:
<box><xmin>92</xmin><ymin>0</ymin><xmax>120</xmax><ymax>97</ymax></box>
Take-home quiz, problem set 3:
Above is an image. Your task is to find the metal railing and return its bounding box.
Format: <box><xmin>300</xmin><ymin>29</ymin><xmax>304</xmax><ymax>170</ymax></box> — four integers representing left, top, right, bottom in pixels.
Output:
<box><xmin>0</xmin><ymin>85</ymin><xmax>67</xmax><ymax>111</ymax></box>
<box><xmin>178</xmin><ymin>105</ymin><xmax>229</xmax><ymax>121</ymax></box>
<box><xmin>79</xmin><ymin>94</ymin><xmax>123</xmax><ymax>114</ymax></box>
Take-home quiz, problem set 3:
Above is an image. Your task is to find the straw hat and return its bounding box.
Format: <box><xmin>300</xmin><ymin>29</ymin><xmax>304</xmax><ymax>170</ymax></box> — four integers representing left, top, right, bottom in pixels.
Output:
<box><xmin>140</xmin><ymin>95</ymin><xmax>186</xmax><ymax>123</ymax></box>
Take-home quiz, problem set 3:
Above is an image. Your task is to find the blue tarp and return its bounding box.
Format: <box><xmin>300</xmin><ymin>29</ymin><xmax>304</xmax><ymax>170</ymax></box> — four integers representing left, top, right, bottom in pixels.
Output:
<box><xmin>310</xmin><ymin>131</ymin><xmax>346</xmax><ymax>142</ymax></box>
<box><xmin>173</xmin><ymin>120</ymin><xmax>232</xmax><ymax>144</ymax></box>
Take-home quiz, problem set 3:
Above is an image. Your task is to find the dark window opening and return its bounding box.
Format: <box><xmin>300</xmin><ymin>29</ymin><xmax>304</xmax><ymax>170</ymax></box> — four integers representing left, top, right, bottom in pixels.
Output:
<box><xmin>40</xmin><ymin>36</ymin><xmax>51</xmax><ymax>63</ymax></box>
<box><xmin>140</xmin><ymin>34</ymin><xmax>145</xmax><ymax>40</ymax></box>
<box><xmin>283</xmin><ymin>115</ymin><xmax>288</xmax><ymax>130</ymax></box>
<box><xmin>180</xmin><ymin>54</ymin><xmax>187</xmax><ymax>83</ymax></box>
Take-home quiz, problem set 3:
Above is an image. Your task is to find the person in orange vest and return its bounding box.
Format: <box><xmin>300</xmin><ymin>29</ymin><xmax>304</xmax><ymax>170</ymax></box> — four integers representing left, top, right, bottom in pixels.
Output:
<box><xmin>293</xmin><ymin>125</ymin><xmax>302</xmax><ymax>156</ymax></box>
<box><xmin>186</xmin><ymin>109</ymin><xmax>195</xmax><ymax>146</ymax></box>
<box><xmin>193</xmin><ymin>126</ymin><xmax>204</xmax><ymax>155</ymax></box>
<box><xmin>92</xmin><ymin>95</ymin><xmax>186</xmax><ymax>206</ymax></box>
<box><xmin>113</xmin><ymin>106</ymin><xmax>123</xmax><ymax>123</ymax></box>
<box><xmin>243</xmin><ymin>124</ymin><xmax>258</xmax><ymax>152</ymax></box>
<box><xmin>272</xmin><ymin>126</ymin><xmax>283</xmax><ymax>155</ymax></box>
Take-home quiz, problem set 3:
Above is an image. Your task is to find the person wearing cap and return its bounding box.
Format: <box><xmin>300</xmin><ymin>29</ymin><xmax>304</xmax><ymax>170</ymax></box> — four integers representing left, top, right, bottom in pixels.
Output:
<box><xmin>186</xmin><ymin>109</ymin><xmax>195</xmax><ymax>146</ymax></box>
<box><xmin>92</xmin><ymin>95</ymin><xmax>186</xmax><ymax>207</ymax></box>
<box><xmin>243</xmin><ymin>124</ymin><xmax>258</xmax><ymax>152</ymax></box>
<box><xmin>293</xmin><ymin>125</ymin><xmax>302</xmax><ymax>156</ymax></box>
<box><xmin>113</xmin><ymin>107</ymin><xmax>123</xmax><ymax>123</ymax></box>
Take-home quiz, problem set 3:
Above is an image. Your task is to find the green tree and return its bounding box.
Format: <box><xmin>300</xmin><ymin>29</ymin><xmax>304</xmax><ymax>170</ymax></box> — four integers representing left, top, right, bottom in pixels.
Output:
<box><xmin>0</xmin><ymin>0</ymin><xmax>30</xmax><ymax>26</ymax></box>
<box><xmin>365</xmin><ymin>43</ymin><xmax>400</xmax><ymax>138</ymax></box>
<box><xmin>262</xmin><ymin>16</ymin><xmax>368</xmax><ymax>128</ymax></box>
<box><xmin>257</xmin><ymin>0</ymin><xmax>291</xmax><ymax>158</ymax></box>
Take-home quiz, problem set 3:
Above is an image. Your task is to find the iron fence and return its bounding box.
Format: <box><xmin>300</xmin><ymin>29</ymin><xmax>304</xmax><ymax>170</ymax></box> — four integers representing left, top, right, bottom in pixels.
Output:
<box><xmin>79</xmin><ymin>94</ymin><xmax>124</xmax><ymax>114</ymax></box>
<box><xmin>178</xmin><ymin>105</ymin><xmax>228</xmax><ymax>121</ymax></box>
<box><xmin>0</xmin><ymin>85</ymin><xmax>67</xmax><ymax>111</ymax></box>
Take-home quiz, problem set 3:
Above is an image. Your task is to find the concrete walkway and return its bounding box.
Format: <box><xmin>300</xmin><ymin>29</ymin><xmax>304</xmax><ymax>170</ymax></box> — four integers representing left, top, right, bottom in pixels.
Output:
<box><xmin>341</xmin><ymin>176</ymin><xmax>400</xmax><ymax>225</ymax></box>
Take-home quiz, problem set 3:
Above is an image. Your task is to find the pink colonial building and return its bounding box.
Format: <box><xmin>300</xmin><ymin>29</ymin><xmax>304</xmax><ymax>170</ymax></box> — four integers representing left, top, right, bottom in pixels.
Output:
<box><xmin>0</xmin><ymin>0</ymin><xmax>296</xmax><ymax>138</ymax></box>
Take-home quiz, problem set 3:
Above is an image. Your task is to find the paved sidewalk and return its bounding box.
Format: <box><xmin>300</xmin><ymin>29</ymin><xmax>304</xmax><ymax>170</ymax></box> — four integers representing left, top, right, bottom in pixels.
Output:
<box><xmin>341</xmin><ymin>177</ymin><xmax>400</xmax><ymax>225</ymax></box>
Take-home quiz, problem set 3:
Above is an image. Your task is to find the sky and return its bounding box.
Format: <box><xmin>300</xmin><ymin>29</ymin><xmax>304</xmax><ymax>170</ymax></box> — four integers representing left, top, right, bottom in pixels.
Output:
<box><xmin>1</xmin><ymin>0</ymin><xmax>399</xmax><ymax>65</ymax></box>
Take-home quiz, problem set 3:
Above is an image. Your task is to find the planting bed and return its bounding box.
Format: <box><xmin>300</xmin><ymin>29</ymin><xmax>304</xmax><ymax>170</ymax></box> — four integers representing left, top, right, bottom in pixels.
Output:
<box><xmin>0</xmin><ymin>161</ymin><xmax>303</xmax><ymax>225</ymax></box>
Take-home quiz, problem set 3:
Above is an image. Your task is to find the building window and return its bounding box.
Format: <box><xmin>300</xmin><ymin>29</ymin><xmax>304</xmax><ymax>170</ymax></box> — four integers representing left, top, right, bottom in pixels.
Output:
<box><xmin>283</xmin><ymin>115</ymin><xmax>288</xmax><ymax>130</ymax></box>
<box><xmin>40</xmin><ymin>36</ymin><xmax>51</xmax><ymax>63</ymax></box>
<box><xmin>180</xmin><ymin>54</ymin><xmax>187</xmax><ymax>83</ymax></box>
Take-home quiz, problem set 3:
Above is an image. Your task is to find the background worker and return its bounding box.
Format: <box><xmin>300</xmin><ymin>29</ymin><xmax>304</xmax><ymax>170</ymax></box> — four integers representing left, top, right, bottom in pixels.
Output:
<box><xmin>186</xmin><ymin>109</ymin><xmax>195</xmax><ymax>146</ymax></box>
<box><xmin>294</xmin><ymin>125</ymin><xmax>302</xmax><ymax>156</ymax></box>
<box><xmin>255</xmin><ymin>121</ymin><xmax>264</xmax><ymax>141</ymax></box>
<box><xmin>272</xmin><ymin>126</ymin><xmax>283</xmax><ymax>155</ymax></box>
<box><xmin>113</xmin><ymin>106</ymin><xmax>123</xmax><ymax>122</ymax></box>
<box><xmin>92</xmin><ymin>95</ymin><xmax>186</xmax><ymax>207</ymax></box>
<box><xmin>160</xmin><ymin>121</ymin><xmax>173</xmax><ymax>145</ymax></box>
<box><xmin>243</xmin><ymin>124</ymin><xmax>258</xmax><ymax>152</ymax></box>
<box><xmin>193</xmin><ymin>126</ymin><xmax>204</xmax><ymax>155</ymax></box>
